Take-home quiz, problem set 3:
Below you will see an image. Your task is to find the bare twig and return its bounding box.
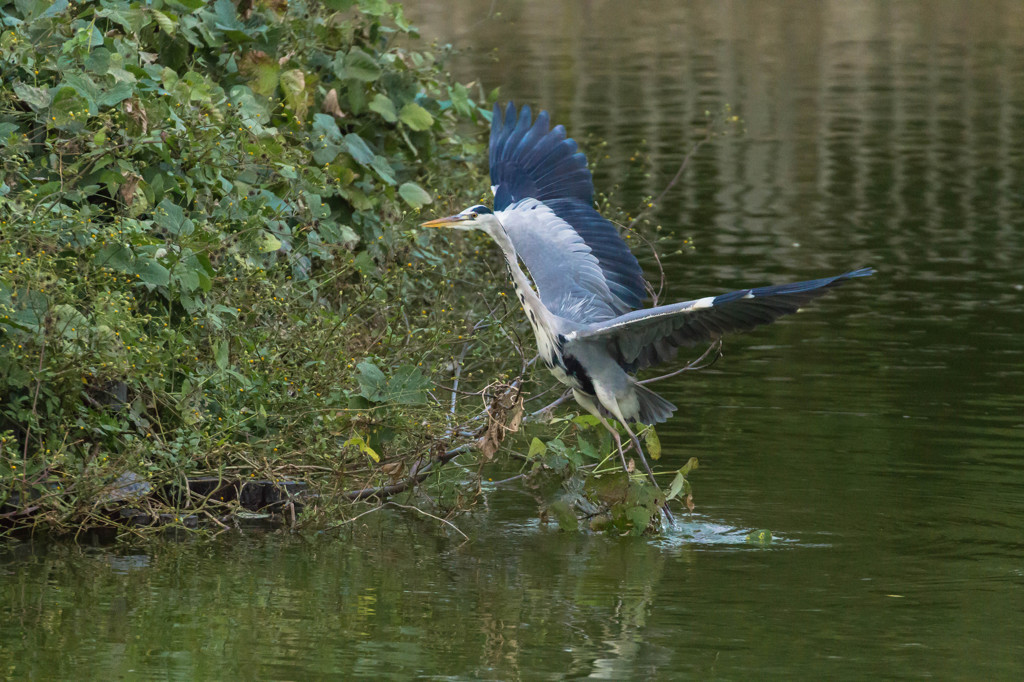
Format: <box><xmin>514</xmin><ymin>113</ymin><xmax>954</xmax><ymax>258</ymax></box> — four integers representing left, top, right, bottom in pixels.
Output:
<box><xmin>617</xmin><ymin>118</ymin><xmax>722</xmax><ymax>304</ymax></box>
<box><xmin>450</xmin><ymin>341</ymin><xmax>471</xmax><ymax>415</ymax></box>
<box><xmin>638</xmin><ymin>338</ymin><xmax>723</xmax><ymax>385</ymax></box>
<box><xmin>626</xmin><ymin>123</ymin><xmax>716</xmax><ymax>233</ymax></box>
<box><xmin>527</xmin><ymin>388</ymin><xmax>573</xmax><ymax>420</ymax></box>
<box><xmin>488</xmin><ymin>472</ymin><xmax>529</xmax><ymax>486</ymax></box>
<box><xmin>331</xmin><ymin>503</ymin><xmax>388</xmax><ymax>528</ymax></box>
<box><xmin>23</xmin><ymin>336</ymin><xmax>47</xmax><ymax>464</ymax></box>
<box><xmin>343</xmin><ymin>443</ymin><xmax>474</xmax><ymax>501</ymax></box>
<box><xmin>387</xmin><ymin>501</ymin><xmax>469</xmax><ymax>541</ymax></box>
<box><xmin>201</xmin><ymin>510</ymin><xmax>231</xmax><ymax>531</ymax></box>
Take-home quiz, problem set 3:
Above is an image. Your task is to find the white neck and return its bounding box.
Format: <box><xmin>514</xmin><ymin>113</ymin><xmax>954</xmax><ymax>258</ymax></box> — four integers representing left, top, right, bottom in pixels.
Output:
<box><xmin>483</xmin><ymin>220</ymin><xmax>556</xmax><ymax>338</ymax></box>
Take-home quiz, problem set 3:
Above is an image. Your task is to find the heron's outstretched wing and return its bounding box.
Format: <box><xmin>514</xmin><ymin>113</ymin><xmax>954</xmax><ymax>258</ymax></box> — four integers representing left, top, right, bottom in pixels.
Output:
<box><xmin>497</xmin><ymin>199</ymin><xmax>625</xmax><ymax>322</ymax></box>
<box><xmin>576</xmin><ymin>268</ymin><xmax>874</xmax><ymax>372</ymax></box>
<box><xmin>490</xmin><ymin>103</ymin><xmax>647</xmax><ymax>313</ymax></box>
<box><xmin>490</xmin><ymin>102</ymin><xmax>592</xmax><ymax>208</ymax></box>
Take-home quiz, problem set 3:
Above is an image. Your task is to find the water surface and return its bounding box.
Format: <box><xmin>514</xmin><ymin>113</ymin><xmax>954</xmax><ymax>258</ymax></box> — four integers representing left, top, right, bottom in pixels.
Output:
<box><xmin>3</xmin><ymin>1</ymin><xmax>1023</xmax><ymax>677</ymax></box>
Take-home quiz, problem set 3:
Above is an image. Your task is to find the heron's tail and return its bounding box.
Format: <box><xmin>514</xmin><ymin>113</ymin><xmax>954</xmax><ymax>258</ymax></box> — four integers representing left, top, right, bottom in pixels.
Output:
<box><xmin>632</xmin><ymin>381</ymin><xmax>677</xmax><ymax>424</ymax></box>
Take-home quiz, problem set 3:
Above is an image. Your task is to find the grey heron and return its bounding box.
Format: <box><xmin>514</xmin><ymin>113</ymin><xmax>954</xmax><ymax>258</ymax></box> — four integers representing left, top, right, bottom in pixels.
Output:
<box><xmin>423</xmin><ymin>103</ymin><xmax>872</xmax><ymax>518</ymax></box>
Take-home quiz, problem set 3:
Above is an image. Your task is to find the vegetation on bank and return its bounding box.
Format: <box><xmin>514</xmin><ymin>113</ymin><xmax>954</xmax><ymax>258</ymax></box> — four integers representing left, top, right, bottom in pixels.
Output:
<box><xmin>0</xmin><ymin>0</ymin><xmax>698</xmax><ymax>538</ymax></box>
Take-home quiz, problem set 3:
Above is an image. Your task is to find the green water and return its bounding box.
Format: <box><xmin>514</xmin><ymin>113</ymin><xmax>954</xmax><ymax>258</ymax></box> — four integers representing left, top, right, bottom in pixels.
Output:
<box><xmin>4</xmin><ymin>1</ymin><xmax>1024</xmax><ymax>677</ymax></box>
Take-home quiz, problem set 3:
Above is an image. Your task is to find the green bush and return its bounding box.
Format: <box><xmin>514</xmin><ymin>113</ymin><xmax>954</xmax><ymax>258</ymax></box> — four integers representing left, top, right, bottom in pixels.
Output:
<box><xmin>0</xmin><ymin>0</ymin><xmax>497</xmax><ymax>533</ymax></box>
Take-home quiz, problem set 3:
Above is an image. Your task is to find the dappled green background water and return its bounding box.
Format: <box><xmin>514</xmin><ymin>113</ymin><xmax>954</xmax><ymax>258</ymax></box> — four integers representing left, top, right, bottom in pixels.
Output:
<box><xmin>4</xmin><ymin>0</ymin><xmax>1024</xmax><ymax>677</ymax></box>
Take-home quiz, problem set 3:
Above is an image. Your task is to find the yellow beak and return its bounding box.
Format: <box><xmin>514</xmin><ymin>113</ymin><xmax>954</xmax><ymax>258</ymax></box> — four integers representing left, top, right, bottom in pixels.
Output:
<box><xmin>420</xmin><ymin>214</ymin><xmax>466</xmax><ymax>228</ymax></box>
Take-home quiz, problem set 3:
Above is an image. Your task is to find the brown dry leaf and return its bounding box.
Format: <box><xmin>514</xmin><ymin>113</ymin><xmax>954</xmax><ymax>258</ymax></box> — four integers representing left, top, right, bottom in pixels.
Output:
<box><xmin>476</xmin><ymin>385</ymin><xmax>523</xmax><ymax>461</ymax></box>
<box><xmin>626</xmin><ymin>458</ymin><xmax>635</xmax><ymax>474</ymax></box>
<box><xmin>477</xmin><ymin>413</ymin><xmax>504</xmax><ymax>461</ymax></box>
<box><xmin>685</xmin><ymin>493</ymin><xmax>695</xmax><ymax>512</ymax></box>
<box><xmin>123</xmin><ymin>99</ymin><xmax>148</xmax><ymax>134</ymax></box>
<box><xmin>322</xmin><ymin>88</ymin><xmax>346</xmax><ymax>119</ymax></box>
<box><xmin>506</xmin><ymin>399</ymin><xmax>524</xmax><ymax>434</ymax></box>
<box><xmin>239</xmin><ymin>50</ymin><xmax>269</xmax><ymax>68</ymax></box>
<box><xmin>119</xmin><ymin>173</ymin><xmax>141</xmax><ymax>207</ymax></box>
<box><xmin>380</xmin><ymin>461</ymin><xmax>404</xmax><ymax>482</ymax></box>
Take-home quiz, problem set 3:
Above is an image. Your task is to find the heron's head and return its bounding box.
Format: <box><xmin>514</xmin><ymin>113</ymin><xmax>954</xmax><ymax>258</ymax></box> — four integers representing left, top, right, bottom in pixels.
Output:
<box><xmin>420</xmin><ymin>205</ymin><xmax>496</xmax><ymax>232</ymax></box>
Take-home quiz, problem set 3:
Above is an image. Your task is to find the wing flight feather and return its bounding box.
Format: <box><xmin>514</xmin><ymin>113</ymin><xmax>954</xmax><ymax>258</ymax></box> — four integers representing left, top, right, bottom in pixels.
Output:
<box><xmin>577</xmin><ymin>269</ymin><xmax>875</xmax><ymax>371</ymax></box>
<box><xmin>489</xmin><ymin>103</ymin><xmax>647</xmax><ymax>315</ymax></box>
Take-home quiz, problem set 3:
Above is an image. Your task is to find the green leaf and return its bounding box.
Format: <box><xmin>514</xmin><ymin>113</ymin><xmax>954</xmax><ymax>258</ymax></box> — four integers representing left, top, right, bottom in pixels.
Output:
<box><xmin>319</xmin><ymin>222</ymin><xmax>360</xmax><ymax>249</ymax></box>
<box><xmin>341</xmin><ymin>47</ymin><xmax>382</xmax><ymax>82</ymax></box>
<box><xmin>352</xmin><ymin>251</ymin><xmax>376</xmax><ymax>277</ymax></box>
<box><xmin>214</xmin><ymin>340</ymin><xmax>229</xmax><ymax>371</ymax></box>
<box><xmin>50</xmin><ymin>86</ymin><xmax>91</xmax><ymax>131</ymax></box>
<box><xmin>154</xmin><ymin>199</ymin><xmax>194</xmax><ymax>237</ymax></box>
<box><xmin>447</xmin><ymin>82</ymin><xmax>473</xmax><ymax>118</ymax></box>
<box><xmin>313</xmin><ymin>143</ymin><xmax>342</xmax><ymax>166</ymax></box>
<box><xmin>280</xmin><ymin>69</ymin><xmax>307</xmax><ymax>120</ymax></box>
<box><xmin>85</xmin><ymin>48</ymin><xmax>111</xmax><ymax>76</ymax></box>
<box><xmin>679</xmin><ymin>457</ymin><xmax>699</xmax><ymax>476</ymax></box>
<box><xmin>666</xmin><ymin>472</ymin><xmax>685</xmax><ymax>501</ymax></box>
<box><xmin>95</xmin><ymin>244</ymin><xmax>132</xmax><ymax>270</ymax></box>
<box><xmin>577</xmin><ymin>436</ymin><xmax>600</xmax><ymax>460</ymax></box>
<box><xmin>527</xmin><ymin>437</ymin><xmax>547</xmax><ymax>459</ymax></box>
<box><xmin>95</xmin><ymin>6</ymin><xmax>148</xmax><ymax>34</ymax></box>
<box><xmin>571</xmin><ymin>414</ymin><xmax>602</xmax><ymax>429</ymax></box>
<box><xmin>211</xmin><ymin>0</ymin><xmax>244</xmax><ymax>30</ymax></box>
<box><xmin>13</xmin><ymin>82</ymin><xmax>51</xmax><ymax>111</ymax></box>
<box><xmin>625</xmin><ymin>506</ymin><xmax>653</xmax><ymax>535</ymax></box>
<box><xmin>343</xmin><ymin>434</ymin><xmax>379</xmax><ymax>462</ymax></box>
<box><xmin>52</xmin><ymin>304</ymin><xmax>89</xmax><ymax>340</ymax></box>
<box><xmin>32</xmin><ymin>181</ymin><xmax>61</xmax><ymax>198</ymax></box>
<box><xmin>312</xmin><ymin>113</ymin><xmax>341</xmax><ymax>141</ymax></box>
<box><xmin>259</xmin><ymin>232</ymin><xmax>282</xmax><ymax>252</ymax></box>
<box><xmin>303</xmin><ymin>191</ymin><xmax>330</xmax><ymax>219</ymax></box>
<box><xmin>547</xmin><ymin>499</ymin><xmax>578</xmax><ymax>532</ymax></box>
<box><xmin>368</xmin><ymin>94</ymin><xmax>397</xmax><ymax>122</ymax></box>
<box><xmin>343</xmin><ymin>133</ymin><xmax>374</xmax><ymax>165</ymax></box>
<box><xmin>239</xmin><ymin>52</ymin><xmax>280</xmax><ymax>96</ymax></box>
<box><xmin>173</xmin><ymin>264</ymin><xmax>200</xmax><ymax>292</ymax></box>
<box><xmin>152</xmin><ymin>9</ymin><xmax>177</xmax><ymax>35</ymax></box>
<box><xmin>356</xmin><ymin>0</ymin><xmax>390</xmax><ymax>16</ymax></box>
<box><xmin>398</xmin><ymin>182</ymin><xmax>432</xmax><ymax>209</ymax></box>
<box><xmin>194</xmin><ymin>253</ymin><xmax>216</xmax><ymax>277</ymax></box>
<box><xmin>370</xmin><ymin>155</ymin><xmax>396</xmax><ymax>185</ymax></box>
<box><xmin>133</xmin><ymin>257</ymin><xmax>171</xmax><ymax>287</ymax></box>
<box><xmin>170</xmin><ymin>0</ymin><xmax>206</xmax><ymax>12</ymax></box>
<box><xmin>386</xmin><ymin>365</ymin><xmax>430</xmax><ymax>404</ymax></box>
<box><xmin>99</xmin><ymin>81</ymin><xmax>133</xmax><ymax>108</ymax></box>
<box><xmin>40</xmin><ymin>0</ymin><xmax>69</xmax><ymax>19</ymax></box>
<box><xmin>645</xmin><ymin>426</ymin><xmax>662</xmax><ymax>461</ymax></box>
<box><xmin>356</xmin><ymin>361</ymin><xmax>386</xmax><ymax>402</ymax></box>
<box><xmin>399</xmin><ymin>102</ymin><xmax>433</xmax><ymax>131</ymax></box>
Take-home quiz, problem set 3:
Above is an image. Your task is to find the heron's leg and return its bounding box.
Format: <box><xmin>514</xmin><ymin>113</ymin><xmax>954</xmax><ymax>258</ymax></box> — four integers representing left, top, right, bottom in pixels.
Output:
<box><xmin>572</xmin><ymin>390</ymin><xmax>630</xmax><ymax>472</ymax></box>
<box><xmin>598</xmin><ymin>413</ymin><xmax>630</xmax><ymax>473</ymax></box>
<box><xmin>575</xmin><ymin>390</ymin><xmax>674</xmax><ymax>525</ymax></box>
<box><xmin>619</xmin><ymin>420</ymin><xmax>657</xmax><ymax>488</ymax></box>
<box><xmin>618</xmin><ymin>419</ymin><xmax>674</xmax><ymax>523</ymax></box>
